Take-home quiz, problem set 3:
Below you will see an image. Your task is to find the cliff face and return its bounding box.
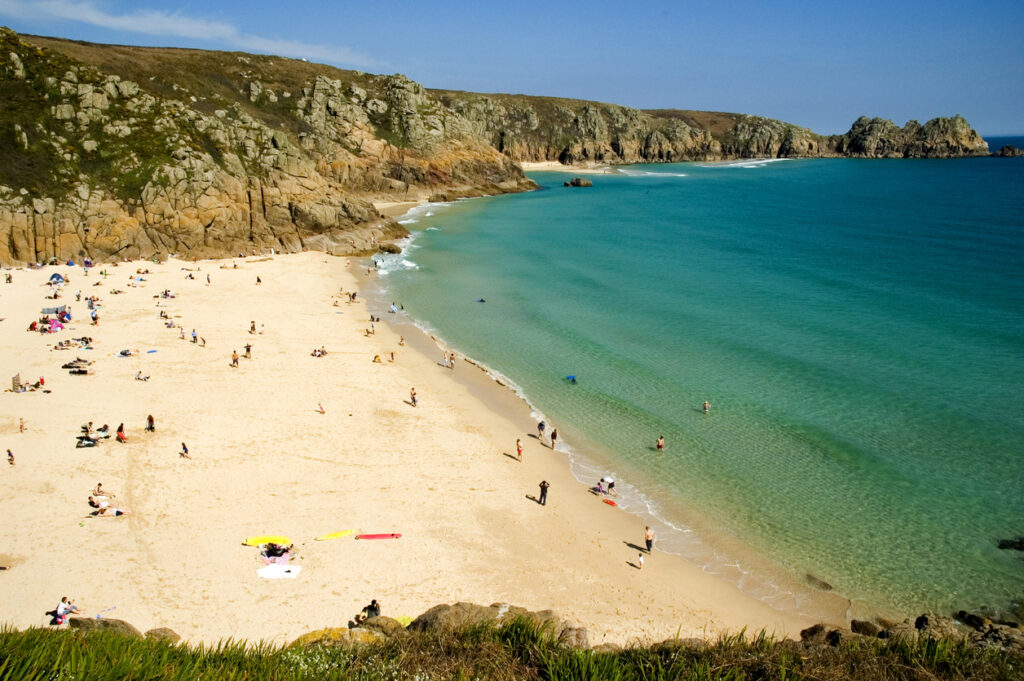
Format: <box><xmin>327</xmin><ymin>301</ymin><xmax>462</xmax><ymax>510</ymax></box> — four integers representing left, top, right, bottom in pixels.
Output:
<box><xmin>0</xmin><ymin>29</ymin><xmax>534</xmax><ymax>264</ymax></box>
<box><xmin>0</xmin><ymin>28</ymin><xmax>991</xmax><ymax>264</ymax></box>
<box><xmin>433</xmin><ymin>90</ymin><xmax>988</xmax><ymax>164</ymax></box>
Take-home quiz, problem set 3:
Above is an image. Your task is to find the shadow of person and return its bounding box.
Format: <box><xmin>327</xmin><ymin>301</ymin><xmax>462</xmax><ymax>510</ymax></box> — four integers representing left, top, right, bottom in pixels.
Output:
<box><xmin>404</xmin><ymin>400</ymin><xmax>416</xmax><ymax>408</ymax></box>
<box><xmin>502</xmin><ymin>452</ymin><xmax>519</xmax><ymax>461</ymax></box>
<box><xmin>623</xmin><ymin>541</ymin><xmax>646</xmax><ymax>552</ymax></box>
<box><xmin>626</xmin><ymin>561</ymin><xmax>641</xmax><ymax>570</ymax></box>
<box><xmin>526</xmin><ymin>494</ymin><xmax>541</xmax><ymax>504</ymax></box>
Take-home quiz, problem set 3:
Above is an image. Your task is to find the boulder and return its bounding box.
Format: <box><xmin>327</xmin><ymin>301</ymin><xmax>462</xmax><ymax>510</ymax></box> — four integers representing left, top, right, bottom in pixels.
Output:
<box><xmin>914</xmin><ymin>613</ymin><xmax>965</xmax><ymax>640</ymax></box>
<box><xmin>68</xmin><ymin>617</ymin><xmax>142</xmax><ymax>638</ymax></box>
<box><xmin>557</xmin><ymin>627</ymin><xmax>589</xmax><ymax>649</ymax></box>
<box><xmin>563</xmin><ymin>177</ymin><xmax>593</xmax><ymax>187</ymax></box>
<box><xmin>377</xmin><ymin>243</ymin><xmax>401</xmax><ymax>254</ymax></box>
<box><xmin>799</xmin><ymin>623</ymin><xmax>826</xmax><ymax>643</ymax></box>
<box><xmin>956</xmin><ymin>610</ymin><xmax>991</xmax><ymax>631</ymax></box>
<box><xmin>408</xmin><ymin>602</ymin><xmax>567</xmax><ymax>637</ymax></box>
<box><xmin>144</xmin><ymin>627</ymin><xmax>181</xmax><ymax>643</ymax></box>
<box><xmin>825</xmin><ymin>629</ymin><xmax>850</xmax><ymax>647</ymax></box>
<box><xmin>360</xmin><ymin>616</ymin><xmax>407</xmax><ymax>638</ymax></box>
<box><xmin>289</xmin><ymin>627</ymin><xmax>382</xmax><ymax>648</ymax></box>
<box><xmin>850</xmin><ymin>620</ymin><xmax>880</xmax><ymax>637</ymax></box>
<box><xmin>972</xmin><ymin>623</ymin><xmax>1024</xmax><ymax>654</ymax></box>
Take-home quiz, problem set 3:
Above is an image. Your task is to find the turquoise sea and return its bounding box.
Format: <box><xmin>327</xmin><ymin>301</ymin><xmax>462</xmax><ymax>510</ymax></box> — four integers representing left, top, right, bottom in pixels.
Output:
<box><xmin>372</xmin><ymin>140</ymin><xmax>1024</xmax><ymax>622</ymax></box>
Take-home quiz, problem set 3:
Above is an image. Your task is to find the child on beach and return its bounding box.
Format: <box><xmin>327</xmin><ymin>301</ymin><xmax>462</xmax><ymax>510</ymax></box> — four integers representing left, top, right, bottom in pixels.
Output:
<box><xmin>638</xmin><ymin>553</ymin><xmax>644</xmax><ymax>570</ymax></box>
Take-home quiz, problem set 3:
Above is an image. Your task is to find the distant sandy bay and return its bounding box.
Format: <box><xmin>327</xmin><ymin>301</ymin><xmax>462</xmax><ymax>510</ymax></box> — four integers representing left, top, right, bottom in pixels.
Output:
<box><xmin>0</xmin><ymin>251</ymin><xmax>839</xmax><ymax>645</ymax></box>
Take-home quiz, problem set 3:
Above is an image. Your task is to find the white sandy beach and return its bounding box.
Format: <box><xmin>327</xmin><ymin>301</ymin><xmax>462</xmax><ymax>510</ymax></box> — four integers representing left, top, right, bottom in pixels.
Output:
<box><xmin>0</xmin><ymin>252</ymin><xmax>842</xmax><ymax>646</ymax></box>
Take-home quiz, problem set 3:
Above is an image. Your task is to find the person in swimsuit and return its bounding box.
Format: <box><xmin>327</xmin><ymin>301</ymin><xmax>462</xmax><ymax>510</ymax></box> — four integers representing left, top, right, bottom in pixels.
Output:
<box><xmin>656</xmin><ymin>436</ymin><xmax>664</xmax><ymax>451</ymax></box>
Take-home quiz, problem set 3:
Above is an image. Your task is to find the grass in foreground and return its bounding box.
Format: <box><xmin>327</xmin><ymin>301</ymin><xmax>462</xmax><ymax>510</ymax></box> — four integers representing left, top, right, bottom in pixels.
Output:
<box><xmin>1</xmin><ymin>617</ymin><xmax>1020</xmax><ymax>681</ymax></box>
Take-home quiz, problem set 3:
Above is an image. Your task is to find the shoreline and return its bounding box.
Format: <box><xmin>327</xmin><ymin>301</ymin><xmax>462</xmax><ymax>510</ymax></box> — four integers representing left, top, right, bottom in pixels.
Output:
<box><xmin>0</xmin><ymin>251</ymin><xmax>841</xmax><ymax>646</ymax></box>
<box><xmin>519</xmin><ymin>161</ymin><xmax>617</xmax><ymax>174</ymax></box>
<box><xmin>360</xmin><ymin>218</ymin><xmax>855</xmax><ymax>627</ymax></box>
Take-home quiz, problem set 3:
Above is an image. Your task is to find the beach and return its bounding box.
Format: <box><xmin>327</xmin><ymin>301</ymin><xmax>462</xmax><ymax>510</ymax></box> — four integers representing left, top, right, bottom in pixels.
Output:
<box><xmin>0</xmin><ymin>252</ymin><xmax>836</xmax><ymax>646</ymax></box>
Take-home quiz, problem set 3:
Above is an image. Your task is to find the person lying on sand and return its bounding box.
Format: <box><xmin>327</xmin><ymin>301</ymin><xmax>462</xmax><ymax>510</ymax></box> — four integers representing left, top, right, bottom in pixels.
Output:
<box><xmin>135</xmin><ymin>371</ymin><xmax>149</xmax><ymax>381</ymax></box>
<box><xmin>92</xmin><ymin>506</ymin><xmax>130</xmax><ymax>517</ymax></box>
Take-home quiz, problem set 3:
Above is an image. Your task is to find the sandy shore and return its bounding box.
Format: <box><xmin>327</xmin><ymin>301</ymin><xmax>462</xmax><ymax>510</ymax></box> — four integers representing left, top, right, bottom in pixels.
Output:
<box><xmin>0</xmin><ymin>253</ymin><xmax>838</xmax><ymax>646</ymax></box>
<box><xmin>374</xmin><ymin>200</ymin><xmax>428</xmax><ymax>218</ymax></box>
<box><xmin>519</xmin><ymin>161</ymin><xmax>616</xmax><ymax>174</ymax></box>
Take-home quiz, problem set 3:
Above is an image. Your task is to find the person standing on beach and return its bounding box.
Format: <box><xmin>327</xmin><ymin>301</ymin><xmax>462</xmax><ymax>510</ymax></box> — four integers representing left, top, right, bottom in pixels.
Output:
<box><xmin>7</xmin><ymin>449</ymin><xmax>13</xmax><ymax>466</ymax></box>
<box><xmin>191</xmin><ymin>329</ymin><xmax>197</xmax><ymax>344</ymax></box>
<box><xmin>244</xmin><ymin>343</ymin><xmax>252</xmax><ymax>359</ymax></box>
<box><xmin>180</xmin><ymin>442</ymin><xmax>191</xmax><ymax>459</ymax></box>
<box><xmin>231</xmin><ymin>350</ymin><xmax>239</xmax><ymax>367</ymax></box>
<box><xmin>538</xmin><ymin>480</ymin><xmax>549</xmax><ymax>505</ymax></box>
<box><xmin>550</xmin><ymin>428</ymin><xmax>558</xmax><ymax>450</ymax></box>
<box><xmin>638</xmin><ymin>553</ymin><xmax>644</xmax><ymax>570</ymax></box>
<box><xmin>644</xmin><ymin>526</ymin><xmax>655</xmax><ymax>553</ymax></box>
<box><xmin>656</xmin><ymin>436</ymin><xmax>664</xmax><ymax>451</ymax></box>
<box><xmin>410</xmin><ymin>387</ymin><xmax>418</xmax><ymax>407</ymax></box>
<box><xmin>516</xmin><ymin>439</ymin><xmax>523</xmax><ymax>461</ymax></box>
<box><xmin>145</xmin><ymin>415</ymin><xmax>155</xmax><ymax>432</ymax></box>
<box><xmin>537</xmin><ymin>420</ymin><xmax>546</xmax><ymax>443</ymax></box>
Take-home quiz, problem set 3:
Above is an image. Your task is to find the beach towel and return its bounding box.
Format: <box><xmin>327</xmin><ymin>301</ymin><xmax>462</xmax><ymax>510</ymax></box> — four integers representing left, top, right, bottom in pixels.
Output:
<box><xmin>257</xmin><ymin>564</ymin><xmax>302</xmax><ymax>579</ymax></box>
<box><xmin>260</xmin><ymin>552</ymin><xmax>292</xmax><ymax>565</ymax></box>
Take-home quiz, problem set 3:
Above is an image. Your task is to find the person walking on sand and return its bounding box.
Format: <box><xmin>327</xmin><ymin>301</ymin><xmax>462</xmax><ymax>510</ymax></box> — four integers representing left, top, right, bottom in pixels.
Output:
<box><xmin>145</xmin><ymin>415</ymin><xmax>155</xmax><ymax>432</ymax></box>
<box><xmin>231</xmin><ymin>350</ymin><xmax>239</xmax><ymax>367</ymax></box>
<box><xmin>656</xmin><ymin>436</ymin><xmax>664</xmax><ymax>451</ymax></box>
<box><xmin>191</xmin><ymin>329</ymin><xmax>197</xmax><ymax>343</ymax></box>
<box><xmin>644</xmin><ymin>526</ymin><xmax>655</xmax><ymax>553</ymax></box>
<box><xmin>250</xmin><ymin>321</ymin><xmax>256</xmax><ymax>334</ymax></box>
<box><xmin>550</xmin><ymin>428</ymin><xmax>558</xmax><ymax>450</ymax></box>
<box><xmin>638</xmin><ymin>552</ymin><xmax>644</xmax><ymax>570</ymax></box>
<box><xmin>516</xmin><ymin>438</ymin><xmax>523</xmax><ymax>462</ymax></box>
<box><xmin>702</xmin><ymin>400</ymin><xmax>710</xmax><ymax>414</ymax></box>
<box><xmin>410</xmin><ymin>387</ymin><xmax>418</xmax><ymax>407</ymax></box>
<box><xmin>318</xmin><ymin>402</ymin><xmax>326</xmax><ymax>414</ymax></box>
<box><xmin>180</xmin><ymin>442</ymin><xmax>191</xmax><ymax>459</ymax></box>
<box><xmin>19</xmin><ymin>418</ymin><xmax>24</xmax><ymax>433</ymax></box>
<box><xmin>538</xmin><ymin>480</ymin><xmax>549</xmax><ymax>506</ymax></box>
<box><xmin>256</xmin><ymin>276</ymin><xmax>261</xmax><ymax>285</ymax></box>
<box><xmin>7</xmin><ymin>449</ymin><xmax>13</xmax><ymax>466</ymax></box>
<box><xmin>244</xmin><ymin>343</ymin><xmax>252</xmax><ymax>359</ymax></box>
<box><xmin>537</xmin><ymin>420</ymin><xmax>546</xmax><ymax>443</ymax></box>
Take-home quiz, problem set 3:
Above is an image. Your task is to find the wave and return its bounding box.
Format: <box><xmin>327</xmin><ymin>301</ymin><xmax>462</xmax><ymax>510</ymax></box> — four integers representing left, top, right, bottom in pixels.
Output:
<box><xmin>697</xmin><ymin>158</ymin><xmax>792</xmax><ymax>169</ymax></box>
<box><xmin>618</xmin><ymin>168</ymin><xmax>688</xmax><ymax>177</ymax></box>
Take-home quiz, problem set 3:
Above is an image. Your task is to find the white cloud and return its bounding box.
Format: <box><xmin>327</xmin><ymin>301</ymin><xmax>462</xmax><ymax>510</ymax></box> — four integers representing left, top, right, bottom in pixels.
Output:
<box><xmin>0</xmin><ymin>0</ymin><xmax>376</xmax><ymax>68</ymax></box>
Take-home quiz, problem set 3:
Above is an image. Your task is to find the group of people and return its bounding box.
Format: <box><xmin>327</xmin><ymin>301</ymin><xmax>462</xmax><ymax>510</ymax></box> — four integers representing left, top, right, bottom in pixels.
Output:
<box><xmin>87</xmin><ymin>482</ymin><xmax>130</xmax><ymax>517</ymax></box>
<box><xmin>536</xmin><ymin>421</ymin><xmax>558</xmax><ymax>450</ymax></box>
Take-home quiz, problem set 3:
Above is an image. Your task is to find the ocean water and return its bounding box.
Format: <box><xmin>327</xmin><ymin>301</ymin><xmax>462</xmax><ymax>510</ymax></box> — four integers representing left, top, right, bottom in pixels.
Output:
<box><xmin>374</xmin><ymin>147</ymin><xmax>1024</xmax><ymax>621</ymax></box>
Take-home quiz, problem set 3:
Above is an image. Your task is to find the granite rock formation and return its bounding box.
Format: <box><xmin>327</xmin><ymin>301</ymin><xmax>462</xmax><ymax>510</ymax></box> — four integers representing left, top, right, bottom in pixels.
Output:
<box><xmin>0</xmin><ymin>28</ymin><xmax>533</xmax><ymax>264</ymax></box>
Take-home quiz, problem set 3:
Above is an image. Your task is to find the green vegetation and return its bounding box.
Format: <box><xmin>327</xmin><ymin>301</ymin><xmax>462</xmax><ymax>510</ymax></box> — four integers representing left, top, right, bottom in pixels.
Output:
<box><xmin>1</xmin><ymin>617</ymin><xmax>1020</xmax><ymax>681</ymax></box>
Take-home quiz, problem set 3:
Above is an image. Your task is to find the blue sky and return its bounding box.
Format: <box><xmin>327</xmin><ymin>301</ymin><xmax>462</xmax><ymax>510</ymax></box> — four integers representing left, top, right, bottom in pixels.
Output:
<box><xmin>1</xmin><ymin>0</ymin><xmax>1021</xmax><ymax>135</ymax></box>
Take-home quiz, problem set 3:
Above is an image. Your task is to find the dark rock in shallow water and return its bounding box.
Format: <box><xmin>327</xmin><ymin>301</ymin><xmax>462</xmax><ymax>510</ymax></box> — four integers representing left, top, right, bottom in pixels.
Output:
<box><xmin>378</xmin><ymin>243</ymin><xmax>401</xmax><ymax>254</ymax></box>
<box><xmin>563</xmin><ymin>177</ymin><xmax>593</xmax><ymax>187</ymax></box>
<box><xmin>956</xmin><ymin>610</ymin><xmax>991</xmax><ymax>631</ymax></box>
<box><xmin>851</xmin><ymin>620</ymin><xmax>880</xmax><ymax>637</ymax></box>
<box><xmin>997</xmin><ymin>536</ymin><xmax>1024</xmax><ymax>550</ymax></box>
<box><xmin>68</xmin><ymin>617</ymin><xmax>142</xmax><ymax>638</ymax></box>
<box><xmin>992</xmin><ymin>145</ymin><xmax>1024</xmax><ymax>157</ymax></box>
<box><xmin>805</xmin><ymin>574</ymin><xmax>833</xmax><ymax>591</ymax></box>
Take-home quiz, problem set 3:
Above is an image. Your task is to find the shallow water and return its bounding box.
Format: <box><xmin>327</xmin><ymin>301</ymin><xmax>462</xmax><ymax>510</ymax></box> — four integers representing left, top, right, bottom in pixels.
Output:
<box><xmin>377</xmin><ymin>151</ymin><xmax>1024</xmax><ymax>620</ymax></box>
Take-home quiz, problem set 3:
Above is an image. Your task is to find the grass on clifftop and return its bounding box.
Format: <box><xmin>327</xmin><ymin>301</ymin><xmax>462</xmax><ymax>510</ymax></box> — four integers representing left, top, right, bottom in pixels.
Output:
<box><xmin>1</xmin><ymin>617</ymin><xmax>1021</xmax><ymax>681</ymax></box>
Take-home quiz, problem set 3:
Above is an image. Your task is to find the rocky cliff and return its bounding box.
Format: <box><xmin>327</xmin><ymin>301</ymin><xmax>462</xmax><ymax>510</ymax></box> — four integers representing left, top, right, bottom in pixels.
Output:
<box><xmin>432</xmin><ymin>90</ymin><xmax>988</xmax><ymax>164</ymax></box>
<box><xmin>0</xmin><ymin>28</ymin><xmax>990</xmax><ymax>264</ymax></box>
<box><xmin>0</xmin><ymin>29</ymin><xmax>534</xmax><ymax>264</ymax></box>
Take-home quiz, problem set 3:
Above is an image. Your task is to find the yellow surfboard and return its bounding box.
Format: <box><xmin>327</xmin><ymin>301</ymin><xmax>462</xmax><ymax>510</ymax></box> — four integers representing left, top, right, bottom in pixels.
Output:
<box><xmin>242</xmin><ymin>535</ymin><xmax>291</xmax><ymax>547</ymax></box>
<box><xmin>315</xmin><ymin>530</ymin><xmax>355</xmax><ymax>541</ymax></box>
